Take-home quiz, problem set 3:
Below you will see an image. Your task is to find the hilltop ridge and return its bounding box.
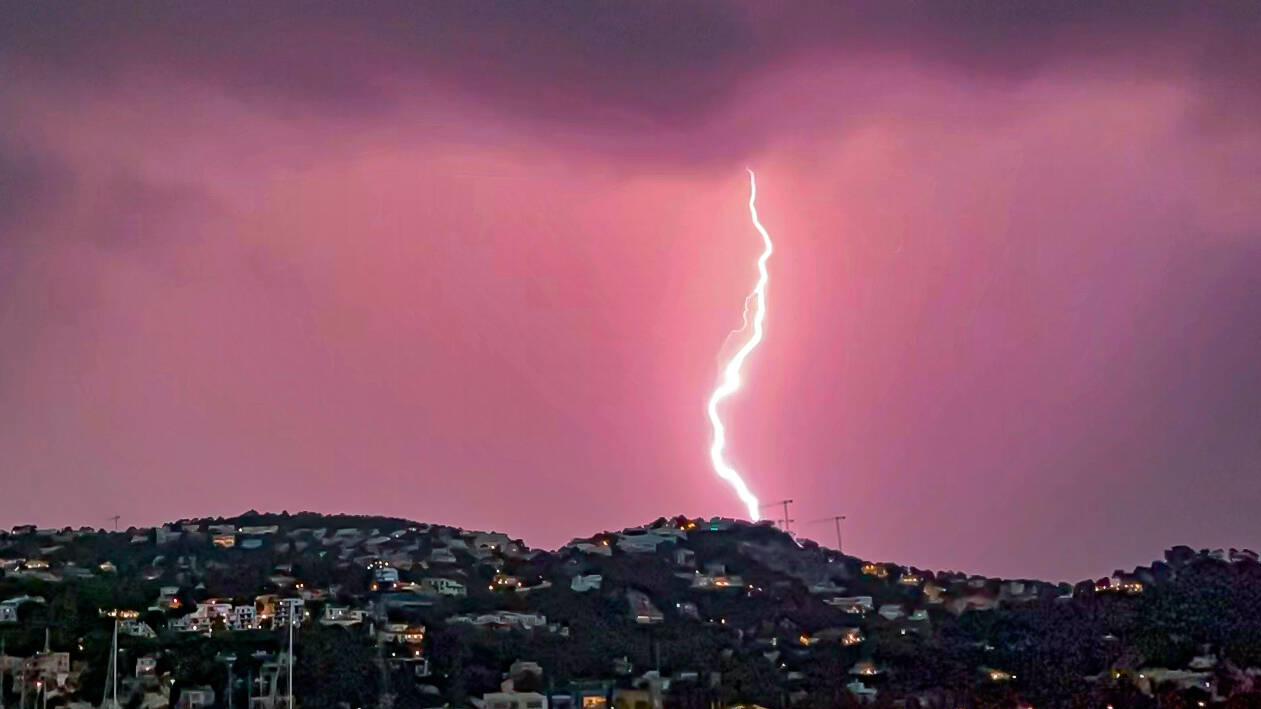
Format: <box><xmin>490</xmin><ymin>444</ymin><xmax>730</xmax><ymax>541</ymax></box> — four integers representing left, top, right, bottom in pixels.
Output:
<box><xmin>2</xmin><ymin>512</ymin><xmax>1259</xmax><ymax>709</ymax></box>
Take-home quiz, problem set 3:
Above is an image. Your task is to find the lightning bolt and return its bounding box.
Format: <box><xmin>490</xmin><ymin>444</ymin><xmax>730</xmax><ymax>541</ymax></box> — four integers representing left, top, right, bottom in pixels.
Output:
<box><xmin>706</xmin><ymin>168</ymin><xmax>773</xmax><ymax>522</ymax></box>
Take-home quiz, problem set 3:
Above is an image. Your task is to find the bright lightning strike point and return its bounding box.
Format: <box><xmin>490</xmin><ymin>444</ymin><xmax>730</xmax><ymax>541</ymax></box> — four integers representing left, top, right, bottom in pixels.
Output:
<box><xmin>706</xmin><ymin>169</ymin><xmax>773</xmax><ymax>522</ymax></box>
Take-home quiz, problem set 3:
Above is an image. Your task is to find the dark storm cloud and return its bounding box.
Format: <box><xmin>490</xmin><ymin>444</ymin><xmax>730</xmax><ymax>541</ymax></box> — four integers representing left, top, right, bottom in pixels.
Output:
<box><xmin>0</xmin><ymin>141</ymin><xmax>218</xmax><ymax>254</ymax></box>
<box><xmin>5</xmin><ymin>1</ymin><xmax>1260</xmax><ymax>126</ymax></box>
<box><xmin>2</xmin><ymin>0</ymin><xmax>1260</xmax><ymax>579</ymax></box>
<box><xmin>1</xmin><ymin>1</ymin><xmax>757</xmax><ymax>119</ymax></box>
<box><xmin>0</xmin><ymin>138</ymin><xmax>73</xmax><ymax>236</ymax></box>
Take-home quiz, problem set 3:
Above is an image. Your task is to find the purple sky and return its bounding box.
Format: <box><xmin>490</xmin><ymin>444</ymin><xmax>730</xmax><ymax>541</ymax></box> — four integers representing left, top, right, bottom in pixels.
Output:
<box><xmin>3</xmin><ymin>2</ymin><xmax>1260</xmax><ymax>581</ymax></box>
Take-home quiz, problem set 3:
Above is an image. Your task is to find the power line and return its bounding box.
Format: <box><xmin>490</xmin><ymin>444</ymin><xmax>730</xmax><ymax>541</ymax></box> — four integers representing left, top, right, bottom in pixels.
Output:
<box><xmin>807</xmin><ymin>515</ymin><xmax>847</xmax><ymax>554</ymax></box>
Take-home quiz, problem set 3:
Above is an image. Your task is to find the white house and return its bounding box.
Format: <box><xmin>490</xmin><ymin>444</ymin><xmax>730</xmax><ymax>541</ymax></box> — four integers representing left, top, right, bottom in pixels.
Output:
<box><xmin>922</xmin><ymin>581</ymin><xmax>946</xmax><ymax>604</ymax></box>
<box><xmin>156</xmin><ymin>526</ymin><xmax>184</xmax><ymax>545</ymax></box>
<box><xmin>627</xmin><ymin>590</ymin><xmax>664</xmax><ymax>624</ymax></box>
<box><xmin>372</xmin><ymin>566</ymin><xmax>401</xmax><ymax>584</ymax></box>
<box><xmin>691</xmin><ymin>572</ymin><xmax>743</xmax><ymax>590</ymax></box>
<box><xmin>1189</xmin><ymin>655</ymin><xmax>1217</xmax><ymax>671</ymax></box>
<box><xmin>364</xmin><ymin>535</ymin><xmax>393</xmax><ymax>549</ymax></box>
<box><xmin>946</xmin><ymin>592</ymin><xmax>999</xmax><ymax>614</ymax></box>
<box><xmin>565</xmin><ymin>541</ymin><xmax>613</xmax><ymax>557</ymax></box>
<box><xmin>448</xmin><ymin>612</ymin><xmax>547</xmax><ymax>631</ymax></box>
<box><xmin>120</xmin><ymin>619</ymin><xmax>157</xmax><ymax>638</ymax></box>
<box><xmin>877</xmin><ymin>604</ymin><xmax>906</xmax><ymax>621</ymax></box>
<box><xmin>479</xmin><ymin>680</ymin><xmax>548</xmax><ymax>709</ymax></box>
<box><xmin>846</xmin><ymin>681</ymin><xmax>878</xmax><ymax>704</ymax></box>
<box><xmin>272</xmin><ymin>598</ymin><xmax>305</xmax><ymax>629</ymax></box>
<box><xmin>320</xmin><ymin>606</ymin><xmax>368</xmax><ymax>626</ymax></box>
<box><xmin>675</xmin><ymin>601</ymin><xmax>699</xmax><ymax>619</ymax></box>
<box><xmin>153</xmin><ymin>586</ymin><xmax>182</xmax><ymax>611</ymax></box>
<box><xmin>173</xmin><ymin>601</ymin><xmax>233</xmax><ymax>633</ymax></box>
<box><xmin>672</xmin><ymin>548</ymin><xmax>696</xmax><ymax>568</ymax></box>
<box><xmin>429</xmin><ymin>548</ymin><xmax>458</xmax><ymax>564</ymax></box>
<box><xmin>570</xmin><ymin>574</ymin><xmax>603</xmax><ymax>592</ymax></box>
<box><xmin>470</xmin><ymin>532</ymin><xmax>516</xmax><ymax>554</ymax></box>
<box><xmin>1134</xmin><ymin>669</ymin><xmax>1214</xmax><ymax>696</ymax></box>
<box><xmin>808</xmin><ymin>581</ymin><xmax>847</xmax><ymax>595</ymax></box>
<box><xmin>19</xmin><ymin>651</ymin><xmax>71</xmax><ymax>690</ymax></box>
<box><xmin>509</xmin><ymin>660</ymin><xmax>543</xmax><ymax>681</ymax></box>
<box><xmin>230</xmin><ymin>605</ymin><xmax>258</xmax><ymax>630</ymax></box>
<box><xmin>377</xmin><ymin>622</ymin><xmax>426</xmax><ymax>645</ymax></box>
<box><xmin>422</xmin><ymin>577</ymin><xmax>467</xmax><ymax>597</ymax></box>
<box><xmin>824</xmin><ymin>596</ymin><xmax>873</xmax><ymax>614</ymax></box>
<box><xmin>617</xmin><ymin>532</ymin><xmax>675</xmax><ymax>554</ymax></box>
<box><xmin>177</xmin><ymin>686</ymin><xmax>216</xmax><ymax>709</ymax></box>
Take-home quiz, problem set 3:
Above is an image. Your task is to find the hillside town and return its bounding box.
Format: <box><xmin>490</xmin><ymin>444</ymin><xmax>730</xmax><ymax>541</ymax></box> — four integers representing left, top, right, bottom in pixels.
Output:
<box><xmin>1</xmin><ymin>513</ymin><xmax>1259</xmax><ymax>709</ymax></box>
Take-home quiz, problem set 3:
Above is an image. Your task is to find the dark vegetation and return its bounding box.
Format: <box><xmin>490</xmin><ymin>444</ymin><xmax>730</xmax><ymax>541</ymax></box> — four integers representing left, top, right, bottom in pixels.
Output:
<box><xmin>1</xmin><ymin>512</ymin><xmax>1260</xmax><ymax>709</ymax></box>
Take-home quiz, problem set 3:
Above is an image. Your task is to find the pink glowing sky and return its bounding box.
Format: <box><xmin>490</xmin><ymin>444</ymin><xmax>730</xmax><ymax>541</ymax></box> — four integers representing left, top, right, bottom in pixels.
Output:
<box><xmin>3</xmin><ymin>2</ymin><xmax>1260</xmax><ymax>581</ymax></box>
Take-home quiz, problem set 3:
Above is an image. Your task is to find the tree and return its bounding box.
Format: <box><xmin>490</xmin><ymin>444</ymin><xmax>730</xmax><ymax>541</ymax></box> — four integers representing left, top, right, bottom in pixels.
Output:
<box><xmin>719</xmin><ymin>653</ymin><xmax>782</xmax><ymax>708</ymax></box>
<box><xmin>293</xmin><ymin>625</ymin><xmax>379</xmax><ymax>709</ymax></box>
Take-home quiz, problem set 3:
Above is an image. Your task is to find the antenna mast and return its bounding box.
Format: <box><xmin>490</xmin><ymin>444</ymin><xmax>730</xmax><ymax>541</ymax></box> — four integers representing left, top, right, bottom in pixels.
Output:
<box><xmin>759</xmin><ymin>499</ymin><xmax>795</xmax><ymax>534</ymax></box>
<box><xmin>807</xmin><ymin>515</ymin><xmax>847</xmax><ymax>554</ymax></box>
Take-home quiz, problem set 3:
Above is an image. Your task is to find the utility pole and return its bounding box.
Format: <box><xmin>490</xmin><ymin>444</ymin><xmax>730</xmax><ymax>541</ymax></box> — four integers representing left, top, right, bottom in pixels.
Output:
<box><xmin>759</xmin><ymin>499</ymin><xmax>794</xmax><ymax>534</ymax></box>
<box><xmin>113</xmin><ymin>618</ymin><xmax>119</xmax><ymax>709</ymax></box>
<box><xmin>101</xmin><ymin>617</ymin><xmax>119</xmax><ymax>709</ymax></box>
<box><xmin>108</xmin><ymin>515</ymin><xmax>121</xmax><ymax>532</ymax></box>
<box><xmin>808</xmin><ymin>516</ymin><xmax>847</xmax><ymax>554</ymax></box>
<box><xmin>217</xmin><ymin>654</ymin><xmax>237</xmax><ymax>709</ymax></box>
<box><xmin>372</xmin><ymin>599</ymin><xmax>393</xmax><ymax>709</ymax></box>
<box><xmin>829</xmin><ymin>515</ymin><xmax>846</xmax><ymax>554</ymax></box>
<box><xmin>284</xmin><ymin>600</ymin><xmax>297</xmax><ymax>709</ymax></box>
